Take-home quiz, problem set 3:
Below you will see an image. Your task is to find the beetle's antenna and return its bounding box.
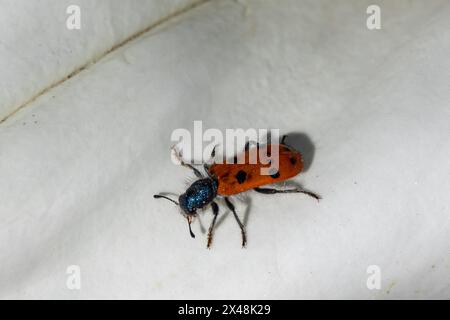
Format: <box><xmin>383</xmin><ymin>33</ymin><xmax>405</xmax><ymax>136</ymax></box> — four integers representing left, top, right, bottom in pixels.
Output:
<box><xmin>153</xmin><ymin>194</ymin><xmax>179</xmax><ymax>205</ymax></box>
<box><xmin>187</xmin><ymin>216</ymin><xmax>195</xmax><ymax>238</ymax></box>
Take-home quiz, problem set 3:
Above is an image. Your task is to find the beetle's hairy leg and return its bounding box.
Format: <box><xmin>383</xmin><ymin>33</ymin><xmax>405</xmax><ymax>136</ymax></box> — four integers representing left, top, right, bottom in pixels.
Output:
<box><xmin>186</xmin><ymin>215</ymin><xmax>196</xmax><ymax>238</ymax></box>
<box><xmin>206</xmin><ymin>201</ymin><xmax>219</xmax><ymax>249</ymax></box>
<box><xmin>254</xmin><ymin>187</ymin><xmax>321</xmax><ymax>202</ymax></box>
<box><xmin>171</xmin><ymin>145</ymin><xmax>204</xmax><ymax>178</ymax></box>
<box><xmin>225</xmin><ymin>197</ymin><xmax>247</xmax><ymax>248</ymax></box>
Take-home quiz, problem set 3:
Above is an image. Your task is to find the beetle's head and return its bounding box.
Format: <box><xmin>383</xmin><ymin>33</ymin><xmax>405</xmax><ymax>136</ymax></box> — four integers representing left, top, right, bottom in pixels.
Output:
<box><xmin>178</xmin><ymin>193</ymin><xmax>197</xmax><ymax>215</ymax></box>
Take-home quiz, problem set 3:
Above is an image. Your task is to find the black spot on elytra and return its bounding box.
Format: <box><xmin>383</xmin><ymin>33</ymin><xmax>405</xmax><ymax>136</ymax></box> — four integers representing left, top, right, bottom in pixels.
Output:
<box><xmin>290</xmin><ymin>157</ymin><xmax>297</xmax><ymax>165</ymax></box>
<box><xmin>270</xmin><ymin>171</ymin><xmax>280</xmax><ymax>179</ymax></box>
<box><xmin>235</xmin><ymin>170</ymin><xmax>247</xmax><ymax>184</ymax></box>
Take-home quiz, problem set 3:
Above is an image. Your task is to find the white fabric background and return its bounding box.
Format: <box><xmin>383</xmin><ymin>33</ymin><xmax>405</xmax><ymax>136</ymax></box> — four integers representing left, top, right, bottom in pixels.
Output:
<box><xmin>0</xmin><ymin>0</ymin><xmax>199</xmax><ymax>120</ymax></box>
<box><xmin>0</xmin><ymin>0</ymin><xmax>449</xmax><ymax>299</ymax></box>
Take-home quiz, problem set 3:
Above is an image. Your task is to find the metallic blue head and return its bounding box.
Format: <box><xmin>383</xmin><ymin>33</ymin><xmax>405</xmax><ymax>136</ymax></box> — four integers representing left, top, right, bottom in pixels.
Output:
<box><xmin>178</xmin><ymin>178</ymin><xmax>218</xmax><ymax>215</ymax></box>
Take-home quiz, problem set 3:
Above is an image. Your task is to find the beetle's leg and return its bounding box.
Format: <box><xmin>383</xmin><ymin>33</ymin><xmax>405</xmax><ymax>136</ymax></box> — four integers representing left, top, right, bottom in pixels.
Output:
<box><xmin>244</xmin><ymin>140</ymin><xmax>259</xmax><ymax>152</ymax></box>
<box><xmin>229</xmin><ymin>140</ymin><xmax>259</xmax><ymax>165</ymax></box>
<box><xmin>210</xmin><ymin>144</ymin><xmax>217</xmax><ymax>158</ymax></box>
<box><xmin>206</xmin><ymin>201</ymin><xmax>219</xmax><ymax>249</ymax></box>
<box><xmin>203</xmin><ymin>163</ymin><xmax>210</xmax><ymax>175</ymax></box>
<box><xmin>186</xmin><ymin>214</ymin><xmax>196</xmax><ymax>238</ymax></box>
<box><xmin>281</xmin><ymin>134</ymin><xmax>288</xmax><ymax>145</ymax></box>
<box><xmin>171</xmin><ymin>146</ymin><xmax>204</xmax><ymax>178</ymax></box>
<box><xmin>203</xmin><ymin>144</ymin><xmax>218</xmax><ymax>173</ymax></box>
<box><xmin>254</xmin><ymin>187</ymin><xmax>321</xmax><ymax>201</ymax></box>
<box><xmin>224</xmin><ymin>197</ymin><xmax>247</xmax><ymax>248</ymax></box>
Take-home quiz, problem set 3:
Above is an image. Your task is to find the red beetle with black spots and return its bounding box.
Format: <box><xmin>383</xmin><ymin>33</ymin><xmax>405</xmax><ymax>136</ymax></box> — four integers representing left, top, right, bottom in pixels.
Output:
<box><xmin>154</xmin><ymin>135</ymin><xmax>320</xmax><ymax>248</ymax></box>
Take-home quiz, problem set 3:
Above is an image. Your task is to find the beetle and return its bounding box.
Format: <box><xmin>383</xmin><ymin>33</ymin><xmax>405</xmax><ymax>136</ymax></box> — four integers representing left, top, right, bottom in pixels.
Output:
<box><xmin>154</xmin><ymin>135</ymin><xmax>320</xmax><ymax>248</ymax></box>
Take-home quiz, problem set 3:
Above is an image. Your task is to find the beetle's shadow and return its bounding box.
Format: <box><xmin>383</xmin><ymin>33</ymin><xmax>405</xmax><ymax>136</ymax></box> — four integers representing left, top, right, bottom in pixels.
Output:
<box><xmin>255</xmin><ymin>130</ymin><xmax>315</xmax><ymax>173</ymax></box>
<box><xmin>282</xmin><ymin>132</ymin><xmax>315</xmax><ymax>172</ymax></box>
